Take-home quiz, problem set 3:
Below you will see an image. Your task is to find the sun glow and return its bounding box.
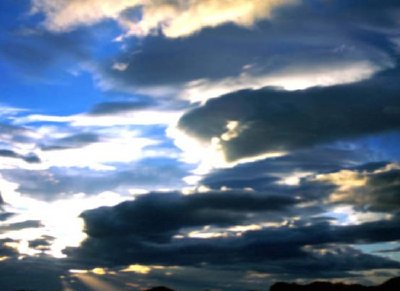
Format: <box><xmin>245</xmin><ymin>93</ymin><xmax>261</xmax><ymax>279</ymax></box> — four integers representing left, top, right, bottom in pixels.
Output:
<box><xmin>169</xmin><ymin>120</ymin><xmax>287</xmax><ymax>186</ymax></box>
<box><xmin>0</xmin><ymin>178</ymin><xmax>130</xmax><ymax>258</ymax></box>
<box><xmin>121</xmin><ymin>264</ymin><xmax>152</xmax><ymax>274</ymax></box>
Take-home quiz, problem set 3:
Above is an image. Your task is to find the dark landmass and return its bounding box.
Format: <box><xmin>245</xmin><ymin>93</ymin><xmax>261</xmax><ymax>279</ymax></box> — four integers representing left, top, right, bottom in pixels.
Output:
<box><xmin>270</xmin><ymin>276</ymin><xmax>400</xmax><ymax>291</ymax></box>
<box><xmin>145</xmin><ymin>287</ymin><xmax>175</xmax><ymax>291</ymax></box>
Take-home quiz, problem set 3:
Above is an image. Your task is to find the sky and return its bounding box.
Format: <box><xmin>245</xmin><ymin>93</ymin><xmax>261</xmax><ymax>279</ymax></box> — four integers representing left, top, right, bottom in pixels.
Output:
<box><xmin>0</xmin><ymin>0</ymin><xmax>400</xmax><ymax>290</ymax></box>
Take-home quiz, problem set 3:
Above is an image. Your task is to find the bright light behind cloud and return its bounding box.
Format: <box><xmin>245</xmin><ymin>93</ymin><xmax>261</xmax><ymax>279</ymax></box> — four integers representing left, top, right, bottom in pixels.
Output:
<box><xmin>0</xmin><ymin>176</ymin><xmax>129</xmax><ymax>258</ymax></box>
<box><xmin>168</xmin><ymin>120</ymin><xmax>286</xmax><ymax>182</ymax></box>
<box><xmin>41</xmin><ymin>136</ymin><xmax>156</xmax><ymax>170</ymax></box>
<box><xmin>324</xmin><ymin>206</ymin><xmax>392</xmax><ymax>226</ymax></box>
<box><xmin>121</xmin><ymin>0</ymin><xmax>297</xmax><ymax>38</ymax></box>
<box><xmin>121</xmin><ymin>264</ymin><xmax>151</xmax><ymax>274</ymax></box>
<box><xmin>11</xmin><ymin>109</ymin><xmax>183</xmax><ymax>171</ymax></box>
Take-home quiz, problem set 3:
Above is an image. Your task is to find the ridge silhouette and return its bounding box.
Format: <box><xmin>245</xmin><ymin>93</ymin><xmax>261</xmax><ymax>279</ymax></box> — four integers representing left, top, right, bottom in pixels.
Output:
<box><xmin>270</xmin><ymin>276</ymin><xmax>400</xmax><ymax>291</ymax></box>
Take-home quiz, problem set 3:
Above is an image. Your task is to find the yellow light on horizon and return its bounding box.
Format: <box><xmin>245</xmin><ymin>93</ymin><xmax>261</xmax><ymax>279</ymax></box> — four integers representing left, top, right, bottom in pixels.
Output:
<box><xmin>92</xmin><ymin>267</ymin><xmax>107</xmax><ymax>275</ymax></box>
<box><xmin>69</xmin><ymin>269</ymin><xmax>89</xmax><ymax>274</ymax></box>
<box><xmin>121</xmin><ymin>264</ymin><xmax>151</xmax><ymax>274</ymax></box>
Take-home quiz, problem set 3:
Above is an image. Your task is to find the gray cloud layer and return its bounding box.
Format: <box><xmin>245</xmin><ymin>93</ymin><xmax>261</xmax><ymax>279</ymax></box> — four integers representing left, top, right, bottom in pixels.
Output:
<box><xmin>66</xmin><ymin>190</ymin><xmax>400</xmax><ymax>275</ymax></box>
<box><xmin>179</xmin><ymin>66</ymin><xmax>400</xmax><ymax>162</ymax></box>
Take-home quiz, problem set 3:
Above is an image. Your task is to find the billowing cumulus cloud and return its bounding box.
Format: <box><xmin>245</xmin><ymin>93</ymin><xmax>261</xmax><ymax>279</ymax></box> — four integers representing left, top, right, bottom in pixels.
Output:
<box><xmin>31</xmin><ymin>0</ymin><xmax>294</xmax><ymax>38</ymax></box>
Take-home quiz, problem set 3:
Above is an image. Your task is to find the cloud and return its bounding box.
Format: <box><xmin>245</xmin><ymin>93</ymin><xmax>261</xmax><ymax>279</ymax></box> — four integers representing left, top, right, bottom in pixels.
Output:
<box><xmin>0</xmin><ymin>122</ymin><xmax>42</xmax><ymax>170</ymax></box>
<box><xmin>95</xmin><ymin>24</ymin><xmax>388</xmax><ymax>100</ymax></box>
<box><xmin>376</xmin><ymin>246</ymin><xmax>400</xmax><ymax>254</ymax></box>
<box><xmin>81</xmin><ymin>191</ymin><xmax>298</xmax><ymax>243</ymax></box>
<box><xmin>16</xmin><ymin>108</ymin><xmax>182</xmax><ymax>127</ymax></box>
<box><xmin>201</xmin><ymin>146</ymin><xmax>376</xmax><ymax>191</ymax></box>
<box><xmin>177</xmin><ymin>66</ymin><xmax>400</xmax><ymax>163</ymax></box>
<box><xmin>30</xmin><ymin>0</ymin><xmax>140</xmax><ymax>32</ymax></box>
<box><xmin>0</xmin><ymin>257</ymin><xmax>66</xmax><ymax>290</ymax></box>
<box><xmin>0</xmin><ymin>123</ymin><xmax>37</xmax><ymax>146</ymax></box>
<box><xmin>28</xmin><ymin>235</ymin><xmax>54</xmax><ymax>251</ymax></box>
<box><xmin>31</xmin><ymin>0</ymin><xmax>294</xmax><ymax>38</ymax></box>
<box><xmin>88</xmin><ymin>0</ymin><xmax>399</xmax><ymax>103</ymax></box>
<box><xmin>66</xmin><ymin>192</ymin><xmax>400</xmax><ymax>275</ymax></box>
<box><xmin>41</xmin><ymin>133</ymin><xmax>101</xmax><ymax>151</ymax></box>
<box><xmin>0</xmin><ymin>239</ymin><xmax>19</xmax><ymax>258</ymax></box>
<box><xmin>1</xmin><ymin>157</ymin><xmax>189</xmax><ymax>201</ymax></box>
<box><xmin>0</xmin><ymin>149</ymin><xmax>40</xmax><ymax>164</ymax></box>
<box><xmin>317</xmin><ymin>163</ymin><xmax>400</xmax><ymax>213</ymax></box>
<box><xmin>0</xmin><ymin>220</ymin><xmax>42</xmax><ymax>232</ymax></box>
<box><xmin>89</xmin><ymin>101</ymin><xmax>154</xmax><ymax>115</ymax></box>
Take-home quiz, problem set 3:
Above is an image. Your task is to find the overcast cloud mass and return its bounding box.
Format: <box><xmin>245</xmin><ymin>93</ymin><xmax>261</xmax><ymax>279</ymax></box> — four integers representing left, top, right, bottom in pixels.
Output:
<box><xmin>1</xmin><ymin>0</ymin><xmax>400</xmax><ymax>290</ymax></box>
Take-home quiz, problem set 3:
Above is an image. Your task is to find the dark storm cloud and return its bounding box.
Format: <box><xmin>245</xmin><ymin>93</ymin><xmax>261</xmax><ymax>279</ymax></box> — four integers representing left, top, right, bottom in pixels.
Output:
<box><xmin>178</xmin><ymin>67</ymin><xmax>400</xmax><ymax>162</ymax></box>
<box><xmin>66</xmin><ymin>194</ymin><xmax>400</xmax><ymax>274</ymax></box>
<box><xmin>98</xmin><ymin>0</ymin><xmax>398</xmax><ymax>91</ymax></box>
<box><xmin>81</xmin><ymin>191</ymin><xmax>298</xmax><ymax>243</ymax></box>
<box><xmin>1</xmin><ymin>157</ymin><xmax>188</xmax><ymax>200</ymax></box>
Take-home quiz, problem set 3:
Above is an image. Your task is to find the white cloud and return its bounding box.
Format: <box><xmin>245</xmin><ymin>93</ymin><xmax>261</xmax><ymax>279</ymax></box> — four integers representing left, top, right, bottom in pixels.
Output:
<box><xmin>180</xmin><ymin>60</ymin><xmax>384</xmax><ymax>103</ymax></box>
<box><xmin>31</xmin><ymin>0</ymin><xmax>295</xmax><ymax>38</ymax></box>
<box><xmin>15</xmin><ymin>109</ymin><xmax>182</xmax><ymax>127</ymax></box>
<box><xmin>122</xmin><ymin>0</ymin><xmax>297</xmax><ymax>38</ymax></box>
<box><xmin>41</xmin><ymin>136</ymin><xmax>156</xmax><ymax>171</ymax></box>
<box><xmin>0</xmin><ymin>104</ymin><xmax>28</xmax><ymax>119</ymax></box>
<box><xmin>30</xmin><ymin>0</ymin><xmax>141</xmax><ymax>32</ymax></box>
<box><xmin>10</xmin><ymin>107</ymin><xmax>183</xmax><ymax>170</ymax></box>
<box><xmin>112</xmin><ymin>62</ymin><xmax>129</xmax><ymax>71</ymax></box>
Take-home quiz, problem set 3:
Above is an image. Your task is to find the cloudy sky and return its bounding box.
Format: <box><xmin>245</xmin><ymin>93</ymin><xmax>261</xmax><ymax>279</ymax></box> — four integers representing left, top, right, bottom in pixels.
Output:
<box><xmin>1</xmin><ymin>0</ymin><xmax>400</xmax><ymax>290</ymax></box>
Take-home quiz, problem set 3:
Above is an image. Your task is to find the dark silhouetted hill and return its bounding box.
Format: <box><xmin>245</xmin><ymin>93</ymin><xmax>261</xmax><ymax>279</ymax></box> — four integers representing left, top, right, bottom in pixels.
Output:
<box><xmin>145</xmin><ymin>287</ymin><xmax>175</xmax><ymax>291</ymax></box>
<box><xmin>270</xmin><ymin>276</ymin><xmax>400</xmax><ymax>291</ymax></box>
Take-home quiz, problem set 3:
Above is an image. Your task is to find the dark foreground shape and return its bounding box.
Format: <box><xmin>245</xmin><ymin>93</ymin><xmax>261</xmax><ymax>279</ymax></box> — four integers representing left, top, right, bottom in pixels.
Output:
<box><xmin>270</xmin><ymin>276</ymin><xmax>400</xmax><ymax>291</ymax></box>
<box><xmin>145</xmin><ymin>287</ymin><xmax>175</xmax><ymax>291</ymax></box>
